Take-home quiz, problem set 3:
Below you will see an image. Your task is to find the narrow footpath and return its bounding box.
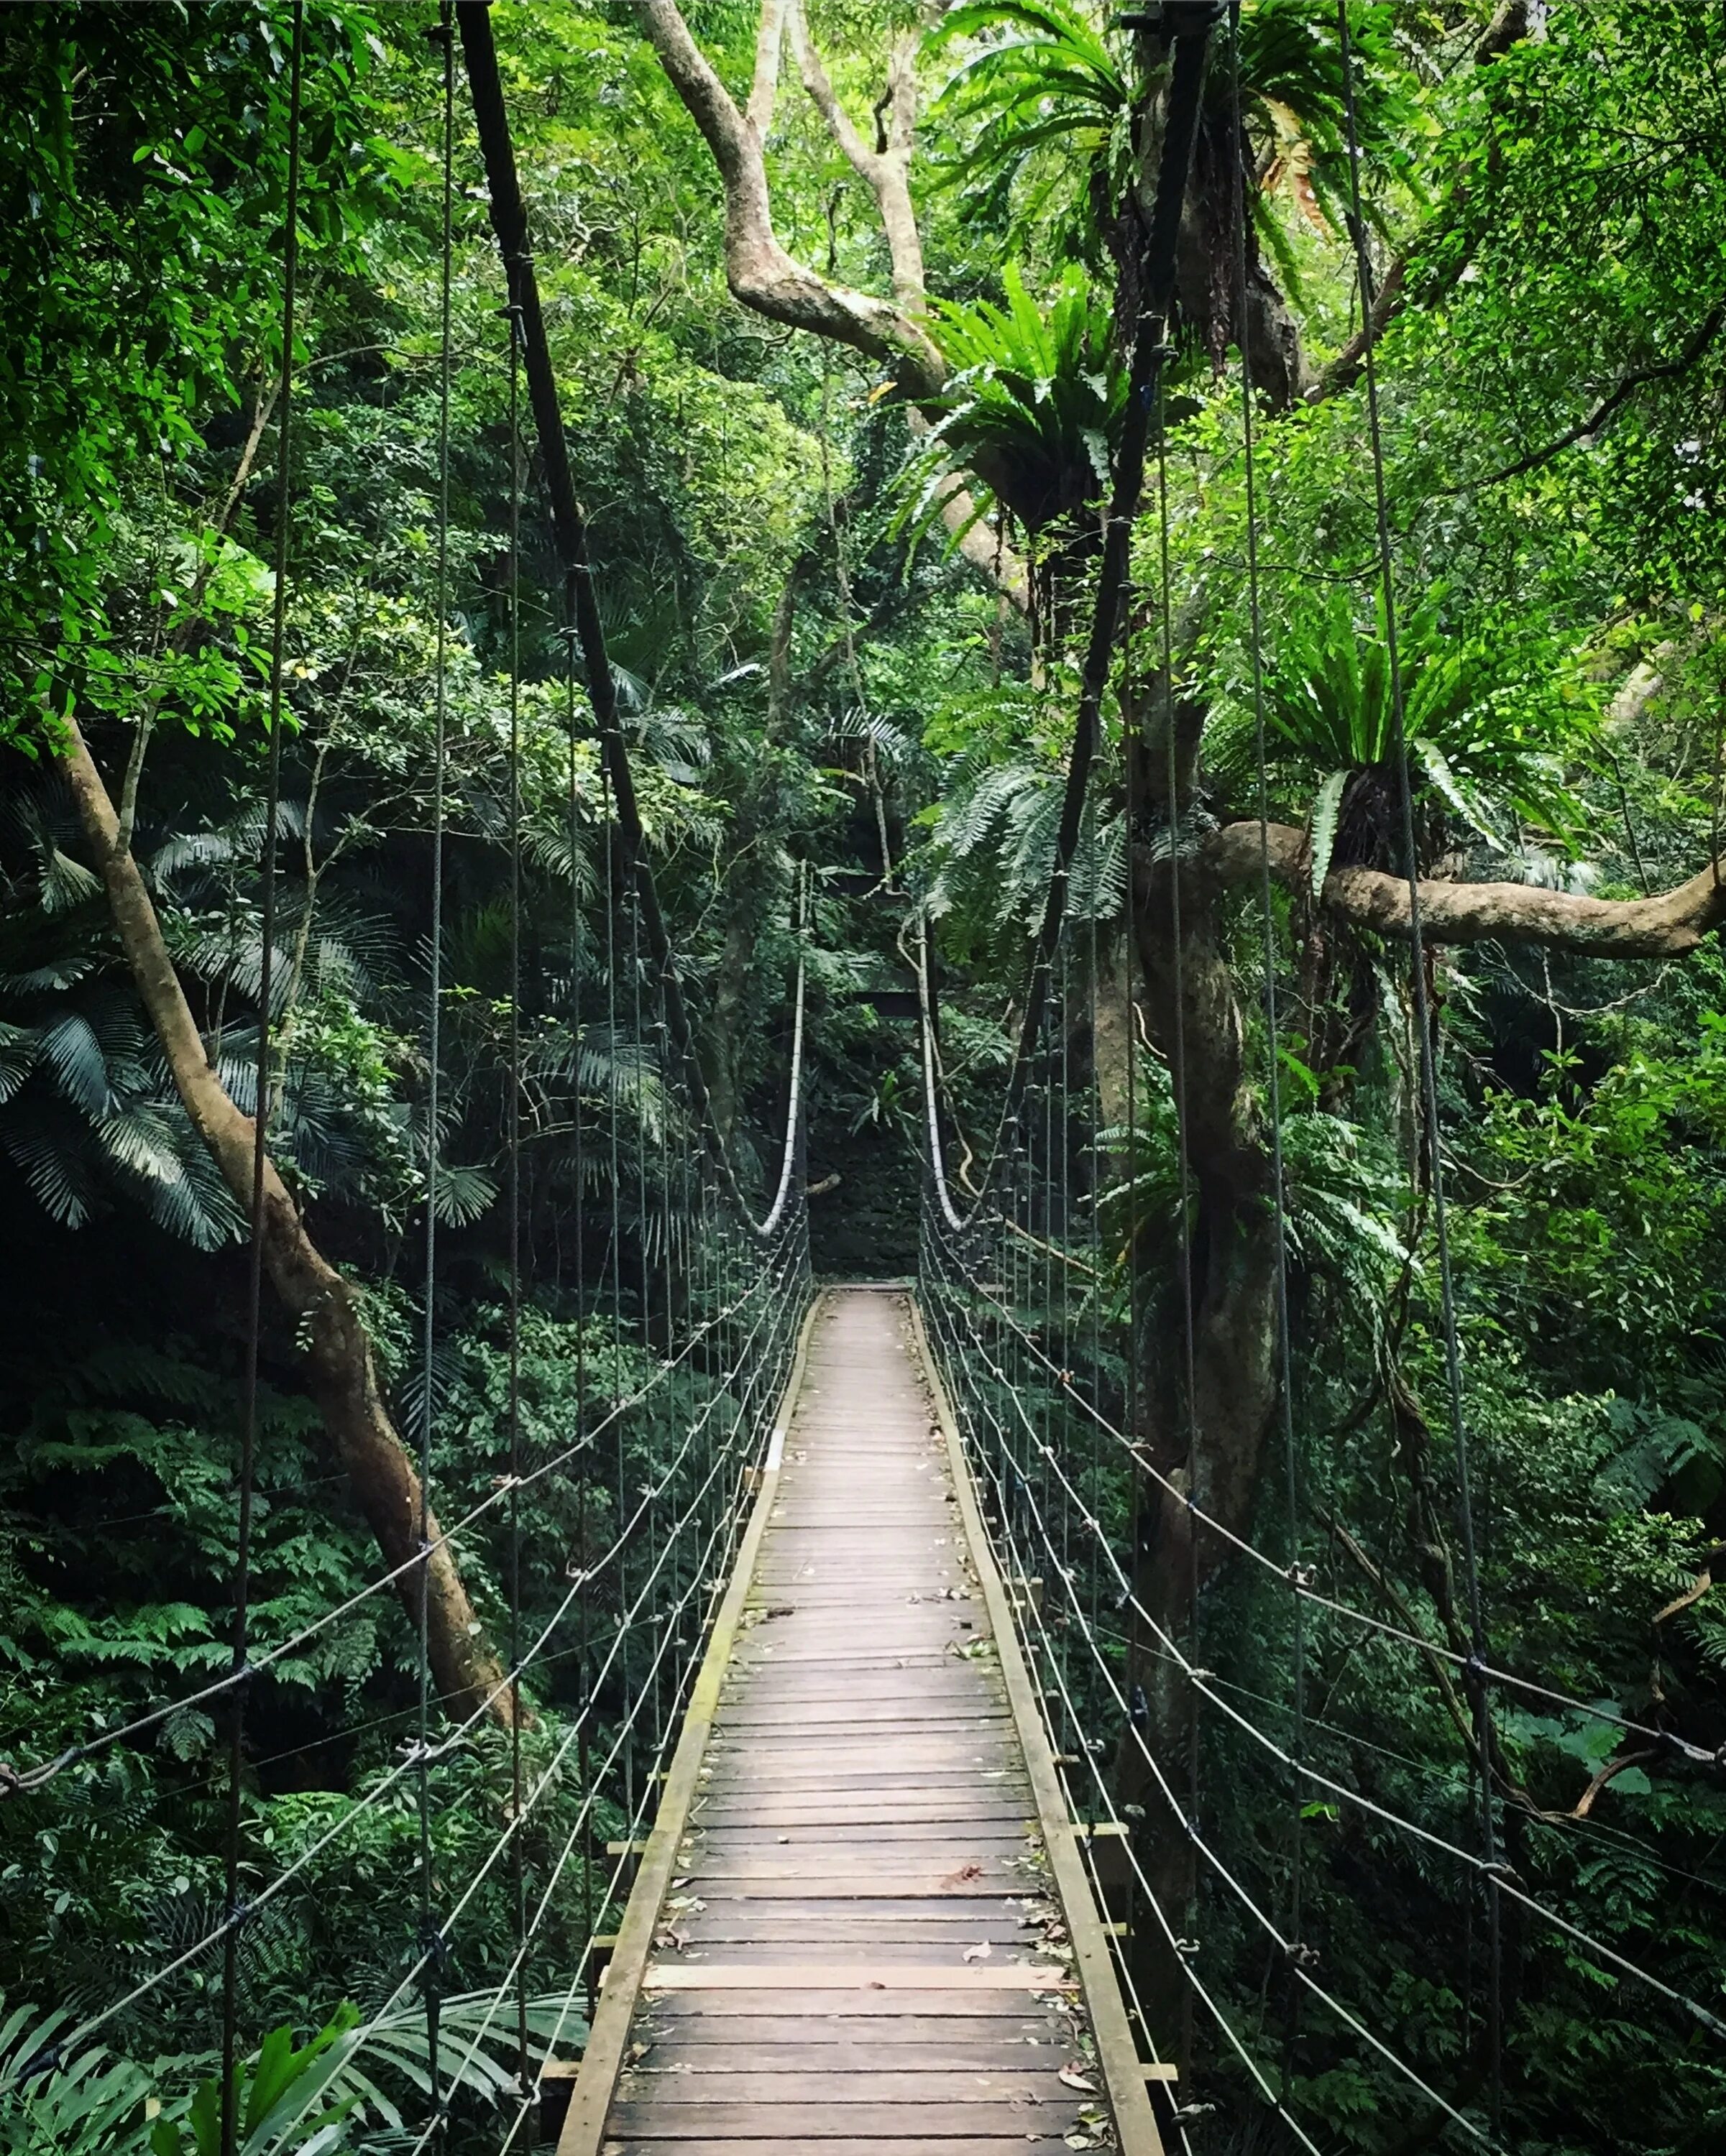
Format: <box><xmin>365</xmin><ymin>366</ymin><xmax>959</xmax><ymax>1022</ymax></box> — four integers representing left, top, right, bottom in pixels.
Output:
<box><xmin>596</xmin><ymin>1287</ymin><xmax>1124</xmax><ymax>2153</ymax></box>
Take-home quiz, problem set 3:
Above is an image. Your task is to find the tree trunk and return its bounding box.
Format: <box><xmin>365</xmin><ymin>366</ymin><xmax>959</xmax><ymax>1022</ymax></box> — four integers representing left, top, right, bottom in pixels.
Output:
<box><xmin>60</xmin><ymin>719</ymin><xmax>515</xmax><ymax>1730</ymax></box>
<box><xmin>705</xmin><ymin>909</ymin><xmax>756</xmax><ymax>1148</ymax></box>
<box><xmin>1119</xmin><ymin>844</ymin><xmax>1281</xmax><ymax>2046</ymax></box>
<box><xmin>1089</xmin><ymin>935</ymin><xmax>1137</xmax><ymax>1134</ymax></box>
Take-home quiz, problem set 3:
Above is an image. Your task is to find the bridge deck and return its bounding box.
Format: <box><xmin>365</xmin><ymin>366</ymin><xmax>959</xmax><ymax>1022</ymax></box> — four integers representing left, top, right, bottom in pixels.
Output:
<box><xmin>562</xmin><ymin>1287</ymin><xmax>1160</xmax><ymax>2156</ymax></box>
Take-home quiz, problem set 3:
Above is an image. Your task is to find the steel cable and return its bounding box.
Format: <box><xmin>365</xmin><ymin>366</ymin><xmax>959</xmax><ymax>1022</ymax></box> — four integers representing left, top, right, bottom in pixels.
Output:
<box><xmin>221</xmin><ymin>14</ymin><xmax>303</xmax><ymax>2150</ymax></box>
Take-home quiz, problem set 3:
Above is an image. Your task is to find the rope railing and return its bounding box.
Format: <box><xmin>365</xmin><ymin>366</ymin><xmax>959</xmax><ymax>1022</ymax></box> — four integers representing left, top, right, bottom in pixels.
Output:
<box><xmin>2</xmin><ymin>17</ymin><xmax>814</xmax><ymax>2145</ymax></box>
<box><xmin>922</xmin><ymin>1220</ymin><xmax>1726</xmax><ymax>2048</ymax></box>
<box><xmin>911</xmin><ymin>11</ymin><xmax>1724</xmax><ymax>2142</ymax></box>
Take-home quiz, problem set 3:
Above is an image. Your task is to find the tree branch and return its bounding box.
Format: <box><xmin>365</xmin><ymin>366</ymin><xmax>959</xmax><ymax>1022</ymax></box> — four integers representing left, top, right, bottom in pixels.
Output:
<box><xmin>1308</xmin><ymin>4</ymin><xmax>1534</xmax><ymax>405</ymax></box>
<box><xmin>1311</xmin><ymin>254</ymin><xmax>1405</xmax><ymax>403</ymax></box>
<box><xmin>60</xmin><ymin>714</ymin><xmax>515</xmax><ymax>1729</ymax></box>
<box><xmin>747</xmin><ymin>0</ymin><xmax>790</xmax><ymax>134</ymax></box>
<box><xmin>633</xmin><ymin>0</ymin><xmax>944</xmax><ymax>388</ymax></box>
<box><xmin>1206</xmin><ymin>819</ymin><xmax>1726</xmax><ymax>958</ymax></box>
<box><xmin>788</xmin><ymin>1</ymin><xmax>1029</xmax><ymax>603</ymax></box>
<box><xmin>787</xmin><ymin>0</ymin><xmax>923</xmax><ymax>305</ymax></box>
<box><xmin>1454</xmin><ymin>300</ymin><xmax>1726</xmax><ymax>492</ymax></box>
<box><xmin>638</xmin><ymin>0</ymin><xmax>1029</xmax><ymax>608</ymax></box>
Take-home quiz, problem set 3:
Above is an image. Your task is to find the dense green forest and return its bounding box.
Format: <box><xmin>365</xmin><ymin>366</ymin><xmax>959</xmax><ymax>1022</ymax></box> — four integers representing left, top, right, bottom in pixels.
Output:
<box><xmin>1</xmin><ymin>1</ymin><xmax>1725</xmax><ymax>2150</ymax></box>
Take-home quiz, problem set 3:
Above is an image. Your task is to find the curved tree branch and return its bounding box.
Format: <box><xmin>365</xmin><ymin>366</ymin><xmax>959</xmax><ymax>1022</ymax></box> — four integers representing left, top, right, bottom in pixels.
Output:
<box><xmin>787</xmin><ymin>0</ymin><xmax>1029</xmax><ymax>607</ymax></box>
<box><xmin>1309</xmin><ymin>3</ymin><xmax>1535</xmax><ymax>405</ymax></box>
<box><xmin>60</xmin><ymin>715</ymin><xmax>515</xmax><ymax>1731</ymax></box>
<box><xmin>638</xmin><ymin>0</ymin><xmax>1029</xmax><ymax>608</ymax></box>
<box><xmin>1206</xmin><ymin>819</ymin><xmax>1726</xmax><ymax>957</ymax></box>
<box><xmin>787</xmin><ymin>0</ymin><xmax>924</xmax><ymax>306</ymax></box>
<box><xmin>634</xmin><ymin>0</ymin><xmax>944</xmax><ymax>387</ymax></box>
<box><xmin>1450</xmin><ymin>300</ymin><xmax>1726</xmax><ymax>493</ymax></box>
<box><xmin>747</xmin><ymin>0</ymin><xmax>791</xmax><ymax>133</ymax></box>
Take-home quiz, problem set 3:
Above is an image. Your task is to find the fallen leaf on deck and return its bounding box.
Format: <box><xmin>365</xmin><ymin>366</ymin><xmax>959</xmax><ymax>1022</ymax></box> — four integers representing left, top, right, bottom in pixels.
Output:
<box><xmin>1058</xmin><ymin>2063</ymin><xmax>1098</xmax><ymax>2093</ymax></box>
<box><xmin>963</xmin><ymin>1942</ymin><xmax>993</xmax><ymax>1962</ymax></box>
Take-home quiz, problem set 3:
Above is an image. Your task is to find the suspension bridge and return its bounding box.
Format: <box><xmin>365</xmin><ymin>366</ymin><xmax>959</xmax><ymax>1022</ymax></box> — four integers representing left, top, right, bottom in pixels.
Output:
<box><xmin>4</xmin><ymin>6</ymin><xmax>1722</xmax><ymax>2156</ymax></box>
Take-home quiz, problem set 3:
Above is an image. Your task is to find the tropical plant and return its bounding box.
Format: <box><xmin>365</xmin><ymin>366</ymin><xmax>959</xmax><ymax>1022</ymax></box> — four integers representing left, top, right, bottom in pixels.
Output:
<box><xmin>0</xmin><ymin>1994</ymin><xmax>152</xmax><ymax>2156</ymax></box>
<box><xmin>926</xmin><ymin>0</ymin><xmax>1414</xmax><ymax>282</ymax></box>
<box><xmin>900</xmin><ymin>264</ymin><xmax>1124</xmax><ymax>550</ymax></box>
<box><xmin>0</xmin><ymin>880</ymin><xmax>245</xmax><ymax>1248</ymax></box>
<box><xmin>926</xmin><ymin>0</ymin><xmax>1130</xmax><ymax>247</ymax></box>
<box><xmin>147</xmin><ymin>2012</ymin><xmax>359</xmax><ymax>2156</ymax></box>
<box><xmin>1209</xmin><ymin>586</ymin><xmax>1593</xmax><ymax>890</ymax></box>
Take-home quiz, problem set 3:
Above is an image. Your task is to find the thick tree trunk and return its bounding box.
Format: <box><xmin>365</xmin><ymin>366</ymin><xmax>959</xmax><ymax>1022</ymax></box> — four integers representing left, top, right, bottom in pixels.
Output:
<box><xmin>705</xmin><ymin>909</ymin><xmax>756</xmax><ymax>1148</ymax></box>
<box><xmin>61</xmin><ymin>719</ymin><xmax>515</xmax><ymax>1730</ymax></box>
<box><xmin>1089</xmin><ymin>936</ymin><xmax>1137</xmax><ymax>1134</ymax></box>
<box><xmin>1118</xmin><ymin>844</ymin><xmax>1280</xmax><ymax>2049</ymax></box>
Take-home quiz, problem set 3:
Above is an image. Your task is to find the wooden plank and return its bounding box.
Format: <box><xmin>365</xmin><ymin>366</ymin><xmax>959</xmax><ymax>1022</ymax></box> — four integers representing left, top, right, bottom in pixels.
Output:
<box><xmin>619</xmin><ymin>2069</ymin><xmax>1088</xmax><ymax>2102</ymax></box>
<box><xmin>641</xmin><ymin>1963</ymin><xmax>1075</xmax><ymax>1991</ymax></box>
<box><xmin>692</xmin><ymin>1805</ymin><xmax>1034</xmax><ymax>1828</ymax></box>
<box><xmin>643</xmin><ymin>1945</ymin><xmax>1072</xmax><ymax>1971</ymax></box>
<box><xmin>669</xmin><ymin>1935</ymin><xmax>1053</xmax><ymax>1959</ymax></box>
<box><xmin>638</xmin><ymin>2041</ymin><xmax>1077</xmax><ymax>2072</ymax></box>
<box><xmin>637</xmin><ymin>1991</ymin><xmax>1072</xmax><ymax>2020</ymax></box>
<box><xmin>603</xmin><ymin>2140</ymin><xmax>1075</xmax><ymax>2155</ymax></box>
<box><xmin>689</xmin><ymin>1825</ymin><xmax>1034</xmax><ymax>1847</ymax></box>
<box><xmin>672</xmin><ymin>1897</ymin><xmax>1050</xmax><ymax>1924</ymax></box>
<box><xmin>607</xmin><ymin>2102</ymin><xmax>1083</xmax><ymax>2138</ymax></box>
<box><xmin>906</xmin><ymin>1295</ymin><xmax>1166</xmax><ymax>2156</ymax></box>
<box><xmin>643</xmin><ymin>1879</ymin><xmax>1034</xmax><ymax>1902</ymax></box>
<box><xmin>554</xmin><ymin>1292</ymin><xmax>825</xmax><ymax>2156</ymax></box>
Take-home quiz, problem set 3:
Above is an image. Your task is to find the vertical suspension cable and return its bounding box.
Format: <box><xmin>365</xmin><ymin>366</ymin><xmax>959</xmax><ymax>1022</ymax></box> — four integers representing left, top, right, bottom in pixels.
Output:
<box><xmin>566</xmin><ymin>594</ymin><xmax>596</xmax><ymax>2021</ymax></box>
<box><xmin>1335</xmin><ymin>6</ymin><xmax>1502</xmax><ymax>2132</ymax></box>
<box><xmin>1155</xmin><ymin>371</ymin><xmax>1201</xmax><ymax>1637</ymax></box>
<box><xmin>1226</xmin><ymin>3</ymin><xmax>1307</xmax><ymax>2076</ymax></box>
<box><xmin>603</xmin><ymin>757</ymin><xmax>628</xmax><ymax>1834</ymax></box>
<box><xmin>222</xmin><ymin>15</ymin><xmax>303</xmax><ymax>2152</ymax></box>
<box><xmin>1152</xmin><ymin>339</ymin><xmax>1203</xmax><ymax>2083</ymax></box>
<box><xmin>625</xmin><ymin>876</ymin><xmax>648</xmax><ymax>1828</ymax></box>
<box><xmin>504</xmin><ymin>288</ymin><xmax>531</xmax><ymax>2098</ymax></box>
<box><xmin>1085</xmin><ymin>822</ymin><xmax>1103</xmax><ymax>1690</ymax></box>
<box><xmin>418</xmin><ymin>8</ymin><xmax>454</xmax><ymax>2136</ymax></box>
<box><xmin>1055</xmin><ymin>939</ymin><xmax>1070</xmax><ymax>1611</ymax></box>
<box><xmin>654</xmin><ymin>965</ymin><xmax>673</xmax><ymax>1759</ymax></box>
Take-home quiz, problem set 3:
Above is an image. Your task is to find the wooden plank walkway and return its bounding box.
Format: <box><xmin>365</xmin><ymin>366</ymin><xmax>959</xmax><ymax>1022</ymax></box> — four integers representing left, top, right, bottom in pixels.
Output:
<box><xmin>561</xmin><ymin>1287</ymin><xmax>1162</xmax><ymax>2156</ymax></box>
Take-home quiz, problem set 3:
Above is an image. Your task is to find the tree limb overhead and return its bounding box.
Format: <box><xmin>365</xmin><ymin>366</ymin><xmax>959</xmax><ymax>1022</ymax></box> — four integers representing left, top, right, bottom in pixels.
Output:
<box><xmin>1206</xmin><ymin>819</ymin><xmax>1726</xmax><ymax>957</ymax></box>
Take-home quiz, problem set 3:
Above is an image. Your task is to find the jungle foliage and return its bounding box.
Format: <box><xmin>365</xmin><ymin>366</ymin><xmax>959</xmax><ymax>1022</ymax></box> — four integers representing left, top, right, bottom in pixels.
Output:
<box><xmin>1</xmin><ymin>3</ymin><xmax>1724</xmax><ymax>2153</ymax></box>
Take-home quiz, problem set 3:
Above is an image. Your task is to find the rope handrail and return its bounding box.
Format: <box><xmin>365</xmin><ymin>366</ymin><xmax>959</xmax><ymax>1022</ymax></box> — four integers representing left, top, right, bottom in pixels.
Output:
<box><xmin>1</xmin><ymin>1266</ymin><xmax>802</xmax><ymax>2088</ymax></box>
<box><xmin>257</xmin><ymin>1279</ymin><xmax>799</xmax><ymax>2155</ymax></box>
<box><xmin>933</xmin><ymin>1213</ymin><xmax>1725</xmax><ymax>1771</ymax></box>
<box><xmin>921</xmin><ymin>1233</ymin><xmax>1726</xmax><ymax>2047</ymax></box>
<box><xmin>0</xmin><ymin>1263</ymin><xmax>780</xmax><ymax>1797</ymax></box>
<box><xmin>456</xmin><ymin>0</ymin><xmax>808</xmax><ymax>1249</ymax></box>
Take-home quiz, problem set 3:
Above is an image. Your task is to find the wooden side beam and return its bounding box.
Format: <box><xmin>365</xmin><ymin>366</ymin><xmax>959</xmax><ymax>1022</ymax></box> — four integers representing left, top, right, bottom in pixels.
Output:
<box><xmin>554</xmin><ymin>1290</ymin><xmax>827</xmax><ymax>2156</ymax></box>
<box><xmin>906</xmin><ymin>1295</ymin><xmax>1167</xmax><ymax>2156</ymax></box>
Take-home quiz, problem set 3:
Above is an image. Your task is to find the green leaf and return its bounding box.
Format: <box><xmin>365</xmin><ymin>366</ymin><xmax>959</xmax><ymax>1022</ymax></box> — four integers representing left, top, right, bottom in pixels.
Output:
<box><xmin>1309</xmin><ymin>768</ymin><xmax>1348</xmax><ymax>896</ymax></box>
